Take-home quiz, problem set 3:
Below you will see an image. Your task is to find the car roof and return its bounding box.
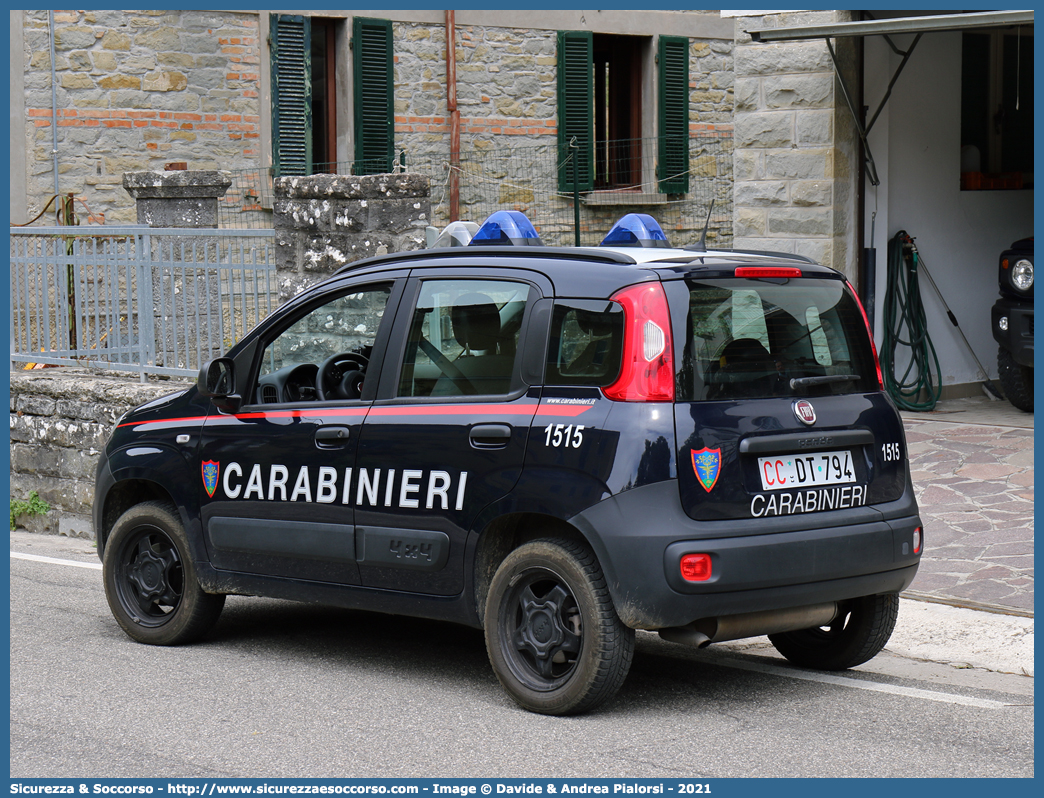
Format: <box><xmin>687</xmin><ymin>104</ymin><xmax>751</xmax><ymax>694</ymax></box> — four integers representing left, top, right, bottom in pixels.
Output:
<box><xmin>326</xmin><ymin>244</ymin><xmax>842</xmax><ymax>298</ymax></box>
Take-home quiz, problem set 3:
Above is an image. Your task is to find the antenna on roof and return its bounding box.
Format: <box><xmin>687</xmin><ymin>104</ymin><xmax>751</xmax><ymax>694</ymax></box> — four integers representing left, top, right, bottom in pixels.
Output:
<box><xmin>695</xmin><ymin>199</ymin><xmax>715</xmax><ymax>251</ymax></box>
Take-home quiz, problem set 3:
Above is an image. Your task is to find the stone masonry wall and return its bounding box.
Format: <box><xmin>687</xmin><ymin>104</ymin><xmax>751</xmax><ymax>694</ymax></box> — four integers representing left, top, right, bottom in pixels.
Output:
<box><xmin>21</xmin><ymin>9</ymin><xmax>260</xmax><ymax>224</ymax></box>
<box><xmin>731</xmin><ymin>11</ymin><xmax>860</xmax><ymax>277</ymax></box>
<box><xmin>9</xmin><ymin>370</ymin><xmax>193</xmax><ymax>538</ymax></box>
<box><xmin>272</xmin><ymin>172</ymin><xmax>432</xmax><ymax>302</ymax></box>
<box><xmin>393</xmin><ymin>20</ymin><xmax>735</xmax><ymax>242</ymax></box>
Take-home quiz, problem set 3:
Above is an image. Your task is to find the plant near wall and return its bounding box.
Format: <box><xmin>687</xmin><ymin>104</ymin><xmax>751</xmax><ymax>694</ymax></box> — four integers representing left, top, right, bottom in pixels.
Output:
<box><xmin>10</xmin><ymin>491</ymin><xmax>51</xmax><ymax>529</ymax></box>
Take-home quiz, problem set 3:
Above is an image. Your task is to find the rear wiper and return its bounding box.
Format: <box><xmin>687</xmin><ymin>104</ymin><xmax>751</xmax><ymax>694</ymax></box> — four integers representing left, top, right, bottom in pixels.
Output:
<box><xmin>790</xmin><ymin>374</ymin><xmax>860</xmax><ymax>388</ymax></box>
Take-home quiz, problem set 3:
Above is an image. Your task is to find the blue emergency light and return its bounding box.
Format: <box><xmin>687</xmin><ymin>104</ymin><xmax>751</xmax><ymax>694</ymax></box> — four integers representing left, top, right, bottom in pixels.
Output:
<box><xmin>600</xmin><ymin>213</ymin><xmax>671</xmax><ymax>248</ymax></box>
<box><xmin>469</xmin><ymin>211</ymin><xmax>543</xmax><ymax>246</ymax></box>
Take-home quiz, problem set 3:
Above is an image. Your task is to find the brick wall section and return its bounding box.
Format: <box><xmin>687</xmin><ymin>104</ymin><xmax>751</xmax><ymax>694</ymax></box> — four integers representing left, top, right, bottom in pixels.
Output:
<box><xmin>9</xmin><ymin>370</ymin><xmax>193</xmax><ymax>538</ymax></box>
<box><xmin>731</xmin><ymin>11</ymin><xmax>860</xmax><ymax>276</ymax></box>
<box><xmin>21</xmin><ymin>9</ymin><xmax>260</xmax><ymax>224</ymax></box>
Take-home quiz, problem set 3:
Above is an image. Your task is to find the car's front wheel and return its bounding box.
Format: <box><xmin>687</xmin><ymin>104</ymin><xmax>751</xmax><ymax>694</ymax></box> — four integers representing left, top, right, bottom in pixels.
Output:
<box><xmin>768</xmin><ymin>593</ymin><xmax>899</xmax><ymax>670</ymax></box>
<box><xmin>484</xmin><ymin>538</ymin><xmax>634</xmax><ymax>715</ymax></box>
<box><xmin>102</xmin><ymin>501</ymin><xmax>225</xmax><ymax>645</ymax></box>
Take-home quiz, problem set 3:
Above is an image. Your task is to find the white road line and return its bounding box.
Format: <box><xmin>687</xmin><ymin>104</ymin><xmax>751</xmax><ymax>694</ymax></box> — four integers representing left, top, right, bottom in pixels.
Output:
<box><xmin>8</xmin><ymin>548</ymin><xmax>1016</xmax><ymax>710</ymax></box>
<box><xmin>716</xmin><ymin>656</ymin><xmax>1010</xmax><ymax>709</ymax></box>
<box><xmin>11</xmin><ymin>551</ymin><xmax>102</xmax><ymax>570</ymax></box>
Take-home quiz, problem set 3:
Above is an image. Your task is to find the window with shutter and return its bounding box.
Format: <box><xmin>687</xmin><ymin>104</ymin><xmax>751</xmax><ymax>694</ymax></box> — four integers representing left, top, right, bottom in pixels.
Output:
<box><xmin>557</xmin><ymin>30</ymin><xmax>594</xmax><ymax>193</ymax></box>
<box><xmin>353</xmin><ymin>17</ymin><xmax>394</xmax><ymax>175</ymax></box>
<box><xmin>270</xmin><ymin>14</ymin><xmax>312</xmax><ymax>176</ymax></box>
<box><xmin>657</xmin><ymin>35</ymin><xmax>689</xmax><ymax>194</ymax></box>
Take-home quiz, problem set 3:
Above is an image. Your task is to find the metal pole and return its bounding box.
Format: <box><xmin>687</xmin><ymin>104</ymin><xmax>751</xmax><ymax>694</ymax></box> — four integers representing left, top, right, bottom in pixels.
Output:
<box><xmin>571</xmin><ymin>138</ymin><xmax>580</xmax><ymax>246</ymax></box>
<box><xmin>48</xmin><ymin>11</ymin><xmax>59</xmax><ymax>197</ymax></box>
<box><xmin>446</xmin><ymin>10</ymin><xmax>460</xmax><ymax>222</ymax></box>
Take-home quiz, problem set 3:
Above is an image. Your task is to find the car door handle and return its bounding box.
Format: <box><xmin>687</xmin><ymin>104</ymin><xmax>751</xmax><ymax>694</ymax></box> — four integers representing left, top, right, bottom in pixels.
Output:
<box><xmin>469</xmin><ymin>423</ymin><xmax>512</xmax><ymax>449</ymax></box>
<box><xmin>315</xmin><ymin>425</ymin><xmax>351</xmax><ymax>448</ymax></box>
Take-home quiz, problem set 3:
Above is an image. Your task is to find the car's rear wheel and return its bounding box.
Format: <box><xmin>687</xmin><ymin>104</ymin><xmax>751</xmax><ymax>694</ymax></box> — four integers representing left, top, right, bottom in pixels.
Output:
<box><xmin>103</xmin><ymin>501</ymin><xmax>224</xmax><ymax>645</ymax></box>
<box><xmin>998</xmin><ymin>347</ymin><xmax>1033</xmax><ymax>412</ymax></box>
<box><xmin>768</xmin><ymin>593</ymin><xmax>899</xmax><ymax>670</ymax></box>
<box><xmin>484</xmin><ymin>538</ymin><xmax>634</xmax><ymax>715</ymax></box>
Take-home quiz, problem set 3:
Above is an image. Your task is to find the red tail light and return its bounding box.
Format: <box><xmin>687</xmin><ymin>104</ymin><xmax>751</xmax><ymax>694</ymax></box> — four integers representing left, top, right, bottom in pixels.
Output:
<box><xmin>680</xmin><ymin>553</ymin><xmax>712</xmax><ymax>582</ymax></box>
<box><xmin>603</xmin><ymin>282</ymin><xmax>675</xmax><ymax>402</ymax></box>
<box><xmin>846</xmin><ymin>281</ymin><xmax>885</xmax><ymax>390</ymax></box>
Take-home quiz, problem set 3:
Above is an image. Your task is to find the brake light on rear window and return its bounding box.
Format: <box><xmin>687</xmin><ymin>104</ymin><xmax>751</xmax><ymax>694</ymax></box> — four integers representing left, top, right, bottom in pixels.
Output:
<box><xmin>735</xmin><ymin>267</ymin><xmax>803</xmax><ymax>279</ymax></box>
<box><xmin>603</xmin><ymin>282</ymin><xmax>675</xmax><ymax>402</ymax></box>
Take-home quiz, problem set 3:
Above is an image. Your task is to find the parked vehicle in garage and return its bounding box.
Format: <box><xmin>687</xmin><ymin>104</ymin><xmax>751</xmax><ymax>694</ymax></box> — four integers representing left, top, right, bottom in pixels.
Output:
<box><xmin>991</xmin><ymin>237</ymin><xmax>1034</xmax><ymax>411</ymax></box>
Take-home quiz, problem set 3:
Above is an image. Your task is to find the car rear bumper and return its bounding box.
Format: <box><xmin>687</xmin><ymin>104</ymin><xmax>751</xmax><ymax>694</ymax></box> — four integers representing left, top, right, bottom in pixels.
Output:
<box><xmin>570</xmin><ymin>479</ymin><xmax>922</xmax><ymax>630</ymax></box>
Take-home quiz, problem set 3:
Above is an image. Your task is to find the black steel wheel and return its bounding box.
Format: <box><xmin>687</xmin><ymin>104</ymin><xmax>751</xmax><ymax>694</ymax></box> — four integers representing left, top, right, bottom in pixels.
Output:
<box><xmin>102</xmin><ymin>501</ymin><xmax>224</xmax><ymax>645</ymax></box>
<box><xmin>998</xmin><ymin>347</ymin><xmax>1033</xmax><ymax>412</ymax></box>
<box><xmin>484</xmin><ymin>538</ymin><xmax>634</xmax><ymax>715</ymax></box>
<box><xmin>768</xmin><ymin>593</ymin><xmax>899</xmax><ymax>670</ymax></box>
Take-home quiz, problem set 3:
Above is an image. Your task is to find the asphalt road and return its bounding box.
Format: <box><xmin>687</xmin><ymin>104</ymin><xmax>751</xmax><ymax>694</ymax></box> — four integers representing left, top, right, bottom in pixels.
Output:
<box><xmin>9</xmin><ymin>533</ymin><xmax>1034</xmax><ymax>779</ymax></box>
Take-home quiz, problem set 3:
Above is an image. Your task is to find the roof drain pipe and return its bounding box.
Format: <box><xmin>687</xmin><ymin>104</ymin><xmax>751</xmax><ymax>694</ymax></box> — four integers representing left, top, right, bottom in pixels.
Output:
<box><xmin>48</xmin><ymin>10</ymin><xmax>60</xmax><ymax>196</ymax></box>
<box><xmin>446</xmin><ymin>10</ymin><xmax>460</xmax><ymax>222</ymax></box>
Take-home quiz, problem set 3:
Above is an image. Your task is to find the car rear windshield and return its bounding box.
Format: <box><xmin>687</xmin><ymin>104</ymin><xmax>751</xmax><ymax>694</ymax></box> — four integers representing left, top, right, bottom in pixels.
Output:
<box><xmin>677</xmin><ymin>276</ymin><xmax>879</xmax><ymax>401</ymax></box>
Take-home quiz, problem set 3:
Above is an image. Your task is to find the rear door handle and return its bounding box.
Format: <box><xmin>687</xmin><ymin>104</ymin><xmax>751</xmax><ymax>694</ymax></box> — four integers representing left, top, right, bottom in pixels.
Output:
<box><xmin>315</xmin><ymin>425</ymin><xmax>351</xmax><ymax>448</ymax></box>
<box><xmin>469</xmin><ymin>423</ymin><xmax>512</xmax><ymax>449</ymax></box>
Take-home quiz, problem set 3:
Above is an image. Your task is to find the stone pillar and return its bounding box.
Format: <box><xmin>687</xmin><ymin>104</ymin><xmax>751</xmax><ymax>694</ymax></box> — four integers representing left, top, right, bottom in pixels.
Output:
<box><xmin>122</xmin><ymin>169</ymin><xmax>233</xmax><ymax>367</ymax></box>
<box><xmin>273</xmin><ymin>172</ymin><xmax>431</xmax><ymax>302</ymax></box>
<box><xmin>731</xmin><ymin>11</ymin><xmax>860</xmax><ymax>280</ymax></box>
<box><xmin>122</xmin><ymin>169</ymin><xmax>233</xmax><ymax>228</ymax></box>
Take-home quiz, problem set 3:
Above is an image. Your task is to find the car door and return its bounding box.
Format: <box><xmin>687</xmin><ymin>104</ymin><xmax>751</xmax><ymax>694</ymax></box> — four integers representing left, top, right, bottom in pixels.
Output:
<box><xmin>352</xmin><ymin>268</ymin><xmax>551</xmax><ymax>595</ymax></box>
<box><xmin>198</xmin><ymin>275</ymin><xmax>405</xmax><ymax>584</ymax></box>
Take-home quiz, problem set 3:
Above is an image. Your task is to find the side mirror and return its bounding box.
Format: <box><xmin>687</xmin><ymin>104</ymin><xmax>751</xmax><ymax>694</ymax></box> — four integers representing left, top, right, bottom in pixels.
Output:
<box><xmin>197</xmin><ymin>358</ymin><xmax>242</xmax><ymax>413</ymax></box>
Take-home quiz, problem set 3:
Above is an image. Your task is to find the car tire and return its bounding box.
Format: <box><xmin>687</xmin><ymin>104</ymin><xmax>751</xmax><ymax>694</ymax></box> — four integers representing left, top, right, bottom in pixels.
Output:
<box><xmin>768</xmin><ymin>593</ymin><xmax>899</xmax><ymax>671</ymax></box>
<box><xmin>102</xmin><ymin>501</ymin><xmax>225</xmax><ymax>646</ymax></box>
<box><xmin>484</xmin><ymin>538</ymin><xmax>635</xmax><ymax>715</ymax></box>
<box><xmin>997</xmin><ymin>346</ymin><xmax>1034</xmax><ymax>412</ymax></box>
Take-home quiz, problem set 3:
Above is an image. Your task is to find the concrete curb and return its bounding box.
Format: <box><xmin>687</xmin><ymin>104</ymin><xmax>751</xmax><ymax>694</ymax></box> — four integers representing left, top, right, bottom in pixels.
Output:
<box><xmin>888</xmin><ymin>597</ymin><xmax>1034</xmax><ymax>676</ymax></box>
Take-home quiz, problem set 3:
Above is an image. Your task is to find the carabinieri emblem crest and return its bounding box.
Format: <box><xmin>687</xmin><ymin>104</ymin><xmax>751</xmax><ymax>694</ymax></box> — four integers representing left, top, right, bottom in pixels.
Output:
<box><xmin>690</xmin><ymin>448</ymin><xmax>722</xmax><ymax>493</ymax></box>
<box><xmin>202</xmin><ymin>460</ymin><xmax>220</xmax><ymax>498</ymax></box>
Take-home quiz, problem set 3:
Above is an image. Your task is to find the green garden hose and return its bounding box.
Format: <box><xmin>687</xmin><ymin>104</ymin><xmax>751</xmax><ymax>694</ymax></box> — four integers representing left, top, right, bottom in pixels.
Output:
<box><xmin>882</xmin><ymin>230</ymin><xmax>942</xmax><ymax>410</ymax></box>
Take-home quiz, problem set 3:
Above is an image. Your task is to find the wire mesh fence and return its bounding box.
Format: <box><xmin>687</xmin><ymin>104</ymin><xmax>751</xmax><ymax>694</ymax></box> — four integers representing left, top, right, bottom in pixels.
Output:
<box><xmin>218</xmin><ymin>134</ymin><xmax>733</xmax><ymax>247</ymax></box>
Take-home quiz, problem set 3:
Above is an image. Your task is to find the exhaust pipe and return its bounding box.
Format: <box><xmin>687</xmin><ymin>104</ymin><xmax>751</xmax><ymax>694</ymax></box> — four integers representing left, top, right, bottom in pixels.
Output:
<box><xmin>658</xmin><ymin>603</ymin><xmax>838</xmax><ymax>649</ymax></box>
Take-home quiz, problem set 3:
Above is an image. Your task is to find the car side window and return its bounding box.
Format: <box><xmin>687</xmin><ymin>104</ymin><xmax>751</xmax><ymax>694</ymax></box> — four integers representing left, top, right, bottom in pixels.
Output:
<box><xmin>254</xmin><ymin>283</ymin><xmax>392</xmax><ymax>403</ymax></box>
<box><xmin>397</xmin><ymin>278</ymin><xmax>531</xmax><ymax>398</ymax></box>
<box><xmin>544</xmin><ymin>300</ymin><xmax>624</xmax><ymax>387</ymax></box>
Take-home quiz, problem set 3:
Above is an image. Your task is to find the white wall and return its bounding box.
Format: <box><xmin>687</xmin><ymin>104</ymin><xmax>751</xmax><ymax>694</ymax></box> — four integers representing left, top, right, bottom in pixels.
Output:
<box><xmin>864</xmin><ymin>31</ymin><xmax>1033</xmax><ymax>387</ymax></box>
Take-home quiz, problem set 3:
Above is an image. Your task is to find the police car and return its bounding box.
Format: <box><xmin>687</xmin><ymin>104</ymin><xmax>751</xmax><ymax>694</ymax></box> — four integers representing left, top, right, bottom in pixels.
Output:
<box><xmin>94</xmin><ymin>212</ymin><xmax>922</xmax><ymax>715</ymax></box>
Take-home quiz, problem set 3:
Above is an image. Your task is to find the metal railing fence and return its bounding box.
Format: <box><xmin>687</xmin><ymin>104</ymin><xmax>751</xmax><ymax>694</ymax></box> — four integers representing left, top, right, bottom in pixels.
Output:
<box><xmin>10</xmin><ymin>226</ymin><xmax>277</xmax><ymax>380</ymax></box>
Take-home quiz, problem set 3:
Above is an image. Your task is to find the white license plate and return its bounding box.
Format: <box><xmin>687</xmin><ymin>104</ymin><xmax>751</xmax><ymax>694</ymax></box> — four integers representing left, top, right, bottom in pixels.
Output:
<box><xmin>757</xmin><ymin>450</ymin><xmax>856</xmax><ymax>491</ymax></box>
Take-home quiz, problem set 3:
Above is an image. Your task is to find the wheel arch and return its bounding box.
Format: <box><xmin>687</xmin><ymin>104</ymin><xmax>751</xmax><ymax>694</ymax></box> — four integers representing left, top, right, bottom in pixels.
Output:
<box><xmin>472</xmin><ymin>511</ymin><xmax>592</xmax><ymax>626</ymax></box>
<box><xmin>98</xmin><ymin>479</ymin><xmax>180</xmax><ymax>554</ymax></box>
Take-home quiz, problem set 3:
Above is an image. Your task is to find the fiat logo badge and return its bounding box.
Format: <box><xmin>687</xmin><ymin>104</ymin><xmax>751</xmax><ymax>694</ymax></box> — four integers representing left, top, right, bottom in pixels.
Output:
<box><xmin>794</xmin><ymin>399</ymin><xmax>817</xmax><ymax>426</ymax></box>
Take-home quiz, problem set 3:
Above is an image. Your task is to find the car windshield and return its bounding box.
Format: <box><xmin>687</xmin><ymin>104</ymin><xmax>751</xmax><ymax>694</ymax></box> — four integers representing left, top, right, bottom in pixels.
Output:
<box><xmin>677</xmin><ymin>276</ymin><xmax>879</xmax><ymax>401</ymax></box>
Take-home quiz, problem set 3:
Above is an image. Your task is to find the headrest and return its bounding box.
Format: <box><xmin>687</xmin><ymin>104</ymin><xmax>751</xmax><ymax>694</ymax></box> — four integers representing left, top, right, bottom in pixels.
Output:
<box><xmin>451</xmin><ymin>293</ymin><xmax>501</xmax><ymax>352</ymax></box>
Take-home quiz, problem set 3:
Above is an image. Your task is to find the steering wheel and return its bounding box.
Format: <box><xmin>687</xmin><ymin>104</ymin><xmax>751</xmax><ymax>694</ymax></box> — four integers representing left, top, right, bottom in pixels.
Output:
<box><xmin>316</xmin><ymin>352</ymin><xmax>368</xmax><ymax>401</ymax></box>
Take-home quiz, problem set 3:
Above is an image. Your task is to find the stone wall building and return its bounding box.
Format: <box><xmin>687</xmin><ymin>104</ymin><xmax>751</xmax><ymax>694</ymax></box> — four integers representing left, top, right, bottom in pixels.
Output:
<box><xmin>12</xmin><ymin>9</ymin><xmax>735</xmax><ymax>246</ymax></box>
<box><xmin>729</xmin><ymin>10</ymin><xmax>860</xmax><ymax>277</ymax></box>
<box><xmin>12</xmin><ymin>10</ymin><xmax>262</xmax><ymax>225</ymax></box>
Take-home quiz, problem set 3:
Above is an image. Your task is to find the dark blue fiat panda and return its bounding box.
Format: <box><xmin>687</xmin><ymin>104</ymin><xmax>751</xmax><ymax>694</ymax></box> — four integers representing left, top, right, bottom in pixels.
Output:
<box><xmin>94</xmin><ymin>212</ymin><xmax>922</xmax><ymax>715</ymax></box>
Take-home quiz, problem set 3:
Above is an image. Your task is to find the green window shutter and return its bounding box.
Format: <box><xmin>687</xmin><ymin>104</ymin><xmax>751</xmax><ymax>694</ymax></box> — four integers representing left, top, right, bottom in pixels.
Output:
<box><xmin>353</xmin><ymin>17</ymin><xmax>393</xmax><ymax>175</ymax></box>
<box><xmin>557</xmin><ymin>30</ymin><xmax>593</xmax><ymax>193</ymax></box>
<box><xmin>658</xmin><ymin>35</ymin><xmax>689</xmax><ymax>194</ymax></box>
<box><xmin>270</xmin><ymin>14</ymin><xmax>312</xmax><ymax>177</ymax></box>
